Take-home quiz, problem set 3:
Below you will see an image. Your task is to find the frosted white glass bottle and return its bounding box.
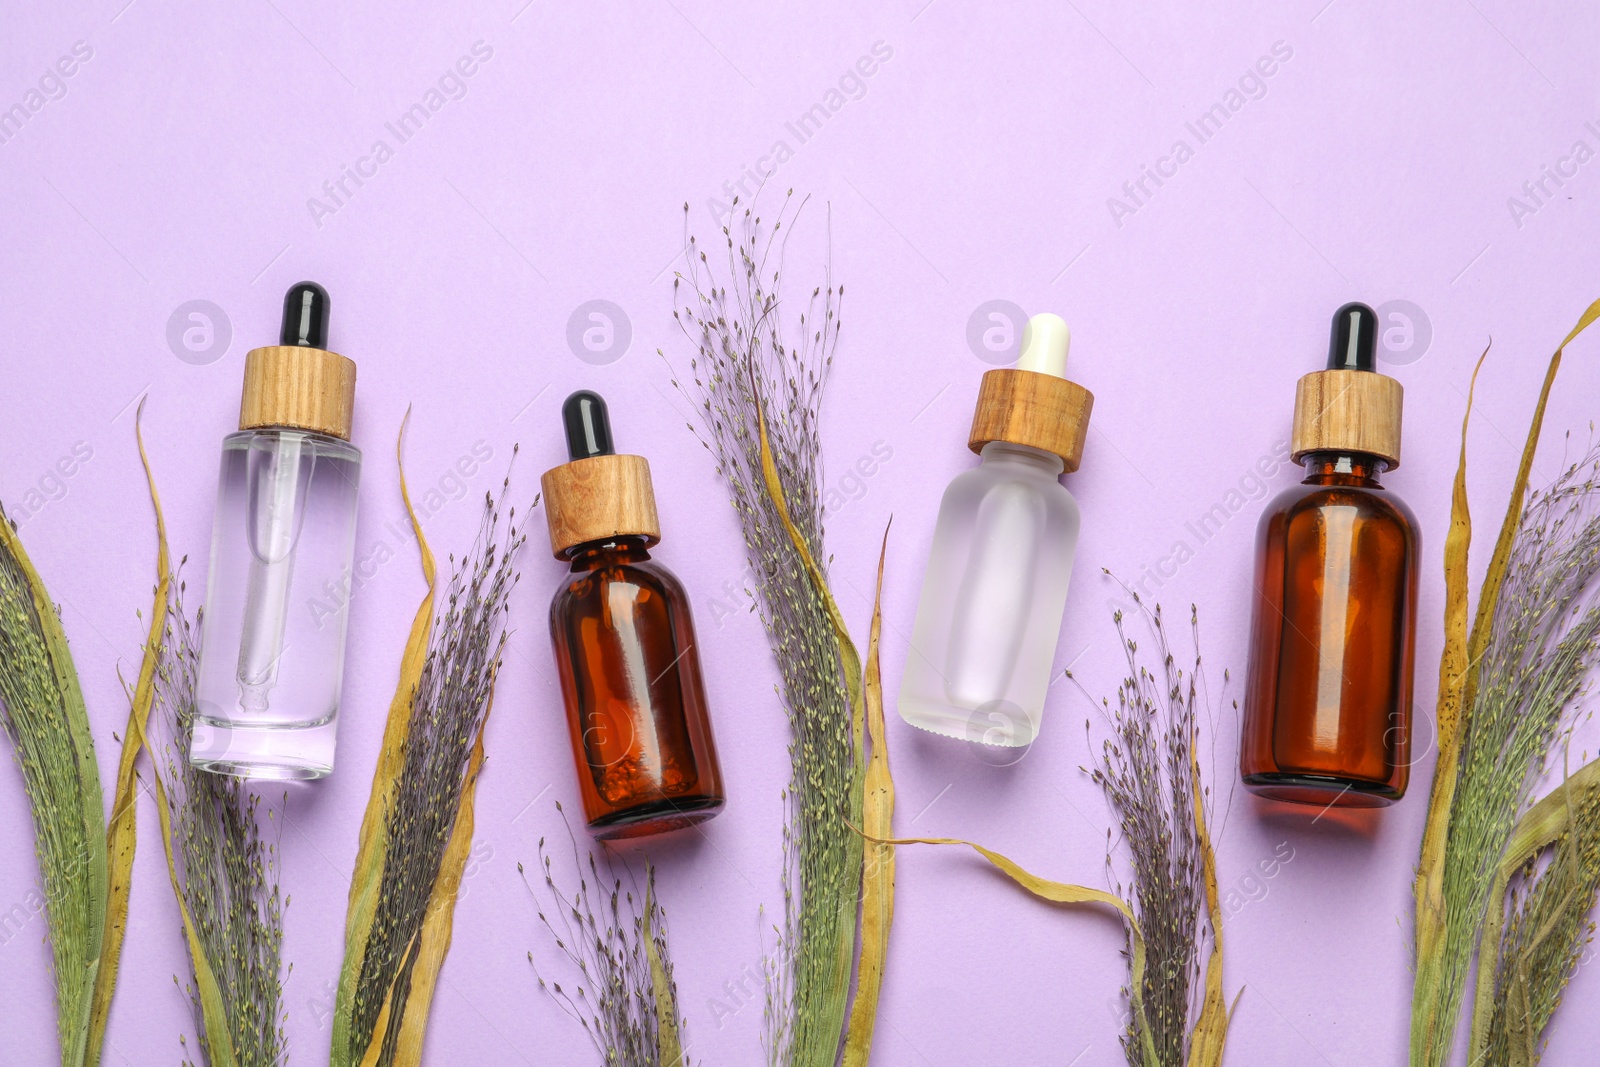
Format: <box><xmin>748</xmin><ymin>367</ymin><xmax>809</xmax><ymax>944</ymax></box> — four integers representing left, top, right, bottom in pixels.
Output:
<box><xmin>899</xmin><ymin>314</ymin><xmax>1093</xmax><ymax>748</ymax></box>
<box><xmin>191</xmin><ymin>282</ymin><xmax>362</xmax><ymax>779</ymax></box>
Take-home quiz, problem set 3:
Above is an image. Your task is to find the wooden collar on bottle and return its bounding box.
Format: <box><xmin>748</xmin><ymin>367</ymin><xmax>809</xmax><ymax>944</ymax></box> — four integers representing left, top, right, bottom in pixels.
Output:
<box><xmin>967</xmin><ymin>368</ymin><xmax>1093</xmax><ymax>472</ymax></box>
<box><xmin>239</xmin><ymin>345</ymin><xmax>358</xmax><ymax>440</ymax></box>
<box><xmin>541</xmin><ymin>453</ymin><xmax>661</xmax><ymax>558</ymax></box>
<box><xmin>1290</xmin><ymin>369</ymin><xmax>1403</xmax><ymax>470</ymax></box>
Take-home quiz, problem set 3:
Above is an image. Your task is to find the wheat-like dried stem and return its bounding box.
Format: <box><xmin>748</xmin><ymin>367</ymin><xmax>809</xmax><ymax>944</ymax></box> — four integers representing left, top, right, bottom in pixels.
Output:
<box><xmin>1423</xmin><ymin>439</ymin><xmax>1600</xmax><ymax>1064</ymax></box>
<box><xmin>153</xmin><ymin>580</ymin><xmax>288</xmax><ymax>1067</ymax></box>
<box><xmin>343</xmin><ymin>475</ymin><xmax>527</xmax><ymax>1067</ymax></box>
<box><xmin>666</xmin><ymin>191</ymin><xmax>855</xmax><ymax>1067</ymax></box>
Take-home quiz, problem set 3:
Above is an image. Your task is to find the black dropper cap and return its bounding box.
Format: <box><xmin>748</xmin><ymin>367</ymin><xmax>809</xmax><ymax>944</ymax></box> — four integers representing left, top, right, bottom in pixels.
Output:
<box><xmin>1326</xmin><ymin>302</ymin><xmax>1378</xmax><ymax>371</ymax></box>
<box><xmin>280</xmin><ymin>281</ymin><xmax>330</xmax><ymax>348</ymax></box>
<box><xmin>562</xmin><ymin>390</ymin><xmax>615</xmax><ymax>460</ymax></box>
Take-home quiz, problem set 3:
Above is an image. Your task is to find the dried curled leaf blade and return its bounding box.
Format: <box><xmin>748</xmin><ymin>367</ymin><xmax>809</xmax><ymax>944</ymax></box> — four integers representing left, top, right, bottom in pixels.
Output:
<box><xmin>356</xmin><ymin>980</ymin><xmax>403</xmax><ymax>1067</ymax></box>
<box><xmin>131</xmin><ymin>708</ymin><xmax>240</xmax><ymax>1067</ymax></box>
<box><xmin>1468</xmin><ymin>758</ymin><xmax>1600</xmax><ymax>1060</ymax></box>
<box><xmin>643</xmin><ymin>872</ymin><xmax>685</xmax><ymax>1067</ymax></box>
<box><xmin>842</xmin><ymin>523</ymin><xmax>895</xmax><ymax>1067</ymax></box>
<box><xmin>1450</xmin><ymin>298</ymin><xmax>1600</xmax><ymax>754</ymax></box>
<box><xmin>87</xmin><ymin>403</ymin><xmax>170</xmax><ymax>1067</ymax></box>
<box><xmin>1186</xmin><ymin>722</ymin><xmax>1231</xmax><ymax>1067</ymax></box>
<box><xmin>1466</xmin><ymin>297</ymin><xmax>1600</xmax><ymax>698</ymax></box>
<box><xmin>1434</xmin><ymin>345</ymin><xmax>1486</xmax><ymax>757</ymax></box>
<box><xmin>871</xmin><ymin>833</ymin><xmax>1160</xmax><ymax>1066</ymax></box>
<box><xmin>391</xmin><ymin>691</ymin><xmax>496</xmax><ymax>1067</ymax></box>
<box><xmin>332</xmin><ymin>410</ymin><xmax>437</xmax><ymax>1067</ymax></box>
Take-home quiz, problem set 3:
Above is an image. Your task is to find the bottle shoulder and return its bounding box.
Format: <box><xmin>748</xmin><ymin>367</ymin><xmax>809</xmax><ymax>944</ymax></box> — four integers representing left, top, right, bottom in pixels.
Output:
<box><xmin>943</xmin><ymin>457</ymin><xmax>1078</xmax><ymax>508</ymax></box>
<box><xmin>1258</xmin><ymin>480</ymin><xmax>1419</xmax><ymax>534</ymax></box>
<box><xmin>551</xmin><ymin>554</ymin><xmax>688</xmax><ymax>605</ymax></box>
<box><xmin>223</xmin><ymin>428</ymin><xmax>362</xmax><ymax>462</ymax></box>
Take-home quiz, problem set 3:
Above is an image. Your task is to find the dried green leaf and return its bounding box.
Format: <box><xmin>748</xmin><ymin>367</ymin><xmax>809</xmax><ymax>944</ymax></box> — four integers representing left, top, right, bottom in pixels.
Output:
<box><xmin>0</xmin><ymin>476</ymin><xmax>107</xmax><ymax>1067</ymax></box>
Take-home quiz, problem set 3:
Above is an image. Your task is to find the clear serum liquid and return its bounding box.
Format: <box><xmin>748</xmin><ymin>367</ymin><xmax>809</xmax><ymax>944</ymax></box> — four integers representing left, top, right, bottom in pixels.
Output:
<box><xmin>192</xmin><ymin>282</ymin><xmax>362</xmax><ymax>779</ymax></box>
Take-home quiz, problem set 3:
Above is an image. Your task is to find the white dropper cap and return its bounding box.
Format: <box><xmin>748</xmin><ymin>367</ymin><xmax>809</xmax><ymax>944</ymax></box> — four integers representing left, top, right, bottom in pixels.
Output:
<box><xmin>1015</xmin><ymin>313</ymin><xmax>1070</xmax><ymax>377</ymax></box>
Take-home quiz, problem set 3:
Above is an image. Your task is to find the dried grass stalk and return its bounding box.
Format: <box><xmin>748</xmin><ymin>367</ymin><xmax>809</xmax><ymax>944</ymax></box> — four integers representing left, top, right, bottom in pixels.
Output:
<box><xmin>331</xmin><ymin>418</ymin><xmax>526</xmax><ymax>1067</ymax></box>
<box><xmin>669</xmin><ymin>191</ymin><xmax>870</xmax><ymax>1067</ymax></box>
<box><xmin>1411</xmin><ymin>298</ymin><xmax>1600</xmax><ymax>1065</ymax></box>
<box><xmin>880</xmin><ymin>595</ymin><xmax>1232</xmax><ymax>1064</ymax></box>
<box><xmin>145</xmin><ymin>583</ymin><xmax>287</xmax><ymax>1067</ymax></box>
<box><xmin>1471</xmin><ymin>756</ymin><xmax>1600</xmax><ymax>1063</ymax></box>
<box><xmin>1080</xmin><ymin>597</ymin><xmax>1231</xmax><ymax>1067</ymax></box>
<box><xmin>527</xmin><ymin>812</ymin><xmax>691</xmax><ymax>1067</ymax></box>
<box><xmin>0</xmin><ymin>506</ymin><xmax>106</xmax><ymax>1067</ymax></box>
<box><xmin>0</xmin><ymin>406</ymin><xmax>167</xmax><ymax>1067</ymax></box>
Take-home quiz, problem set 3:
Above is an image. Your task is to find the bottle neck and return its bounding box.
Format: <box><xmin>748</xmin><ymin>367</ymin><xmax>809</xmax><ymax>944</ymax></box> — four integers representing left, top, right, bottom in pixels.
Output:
<box><xmin>564</xmin><ymin>536</ymin><xmax>654</xmax><ymax>570</ymax></box>
<box><xmin>978</xmin><ymin>440</ymin><xmax>1065</xmax><ymax>476</ymax></box>
<box><xmin>1301</xmin><ymin>450</ymin><xmax>1385</xmax><ymax>487</ymax></box>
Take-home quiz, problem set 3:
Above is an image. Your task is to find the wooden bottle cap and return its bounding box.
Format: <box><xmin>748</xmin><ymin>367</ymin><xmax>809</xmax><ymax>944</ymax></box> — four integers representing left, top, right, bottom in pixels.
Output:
<box><xmin>967</xmin><ymin>368</ymin><xmax>1094</xmax><ymax>472</ymax></box>
<box><xmin>541</xmin><ymin>454</ymin><xmax>661</xmax><ymax>558</ymax></box>
<box><xmin>1290</xmin><ymin>369</ymin><xmax>1403</xmax><ymax>470</ymax></box>
<box><xmin>239</xmin><ymin>345</ymin><xmax>358</xmax><ymax>440</ymax></box>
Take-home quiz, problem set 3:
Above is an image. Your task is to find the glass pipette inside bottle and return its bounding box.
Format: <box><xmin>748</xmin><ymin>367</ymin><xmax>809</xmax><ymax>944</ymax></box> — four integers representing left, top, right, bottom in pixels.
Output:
<box><xmin>234</xmin><ymin>283</ymin><xmax>328</xmax><ymax>712</ymax></box>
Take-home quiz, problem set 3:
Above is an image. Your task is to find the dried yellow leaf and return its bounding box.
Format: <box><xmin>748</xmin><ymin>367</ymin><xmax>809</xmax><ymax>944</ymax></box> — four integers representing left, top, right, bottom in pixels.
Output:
<box><xmin>88</xmin><ymin>402</ymin><xmax>170</xmax><ymax>1067</ymax></box>
<box><xmin>842</xmin><ymin>524</ymin><xmax>895</xmax><ymax>1067</ymax></box>
<box><xmin>1410</xmin><ymin>350</ymin><xmax>1485</xmax><ymax>1060</ymax></box>
<box><xmin>1185</xmin><ymin>730</ymin><xmax>1232</xmax><ymax>1067</ymax></box>
<box><xmin>135</xmin><ymin>707</ymin><xmax>240</xmax><ymax>1067</ymax></box>
<box><xmin>644</xmin><ymin>874</ymin><xmax>686</xmax><ymax>1067</ymax></box>
<box><xmin>332</xmin><ymin>411</ymin><xmax>437</xmax><ymax>1067</ymax></box>
<box><xmin>870</xmin><ymin>833</ymin><xmax>1161</xmax><ymax>1067</ymax></box>
<box><xmin>390</xmin><ymin>693</ymin><xmax>494</xmax><ymax>1067</ymax></box>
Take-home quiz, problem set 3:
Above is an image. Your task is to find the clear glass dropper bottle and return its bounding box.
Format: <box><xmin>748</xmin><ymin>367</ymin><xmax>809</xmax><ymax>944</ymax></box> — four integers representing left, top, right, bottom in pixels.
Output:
<box><xmin>899</xmin><ymin>313</ymin><xmax>1093</xmax><ymax>748</ymax></box>
<box><xmin>191</xmin><ymin>282</ymin><xmax>362</xmax><ymax>779</ymax></box>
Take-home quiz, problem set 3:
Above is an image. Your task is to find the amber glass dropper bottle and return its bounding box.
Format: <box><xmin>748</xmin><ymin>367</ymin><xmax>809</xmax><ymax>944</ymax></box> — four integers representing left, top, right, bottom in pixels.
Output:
<box><xmin>542</xmin><ymin>390</ymin><xmax>726</xmax><ymax>839</ymax></box>
<box><xmin>1239</xmin><ymin>303</ymin><xmax>1420</xmax><ymax>808</ymax></box>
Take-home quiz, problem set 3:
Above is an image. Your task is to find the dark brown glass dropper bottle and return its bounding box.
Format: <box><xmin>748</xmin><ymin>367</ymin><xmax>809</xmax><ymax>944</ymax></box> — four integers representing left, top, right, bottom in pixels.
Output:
<box><xmin>1239</xmin><ymin>303</ymin><xmax>1420</xmax><ymax>808</ymax></box>
<box><xmin>541</xmin><ymin>390</ymin><xmax>726</xmax><ymax>839</ymax></box>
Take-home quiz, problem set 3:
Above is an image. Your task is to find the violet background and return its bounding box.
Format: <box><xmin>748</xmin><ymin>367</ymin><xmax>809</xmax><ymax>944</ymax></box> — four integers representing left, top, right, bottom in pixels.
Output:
<box><xmin>4</xmin><ymin>1</ymin><xmax>1600</xmax><ymax>1064</ymax></box>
